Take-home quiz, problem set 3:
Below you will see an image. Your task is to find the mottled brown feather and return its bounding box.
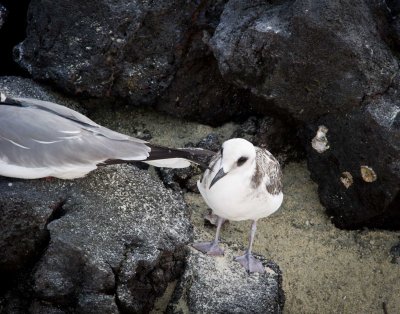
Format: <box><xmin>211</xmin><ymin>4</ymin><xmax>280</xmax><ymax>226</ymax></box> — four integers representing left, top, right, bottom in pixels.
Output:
<box><xmin>251</xmin><ymin>148</ymin><xmax>282</xmax><ymax>195</ymax></box>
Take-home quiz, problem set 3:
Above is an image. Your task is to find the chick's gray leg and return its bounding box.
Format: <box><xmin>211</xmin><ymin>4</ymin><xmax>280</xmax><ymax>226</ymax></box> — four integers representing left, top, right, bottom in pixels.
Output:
<box><xmin>192</xmin><ymin>216</ymin><xmax>225</xmax><ymax>256</ymax></box>
<box><xmin>235</xmin><ymin>220</ymin><xmax>265</xmax><ymax>273</ymax></box>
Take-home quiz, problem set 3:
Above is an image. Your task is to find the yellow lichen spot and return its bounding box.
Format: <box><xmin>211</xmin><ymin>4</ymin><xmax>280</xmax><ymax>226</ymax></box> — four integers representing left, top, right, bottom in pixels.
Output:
<box><xmin>340</xmin><ymin>172</ymin><xmax>353</xmax><ymax>188</ymax></box>
<box><xmin>360</xmin><ymin>166</ymin><xmax>377</xmax><ymax>182</ymax></box>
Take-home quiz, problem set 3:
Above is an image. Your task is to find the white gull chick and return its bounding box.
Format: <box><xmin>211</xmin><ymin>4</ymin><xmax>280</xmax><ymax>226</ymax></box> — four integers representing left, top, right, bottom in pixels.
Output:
<box><xmin>194</xmin><ymin>138</ymin><xmax>283</xmax><ymax>273</ymax></box>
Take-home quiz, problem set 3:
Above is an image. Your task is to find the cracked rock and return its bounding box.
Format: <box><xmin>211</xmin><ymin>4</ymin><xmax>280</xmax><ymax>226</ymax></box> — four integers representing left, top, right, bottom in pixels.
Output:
<box><xmin>0</xmin><ymin>177</ymin><xmax>64</xmax><ymax>284</ymax></box>
<box><xmin>1</xmin><ymin>165</ymin><xmax>192</xmax><ymax>313</ymax></box>
<box><xmin>167</xmin><ymin>247</ymin><xmax>284</xmax><ymax>313</ymax></box>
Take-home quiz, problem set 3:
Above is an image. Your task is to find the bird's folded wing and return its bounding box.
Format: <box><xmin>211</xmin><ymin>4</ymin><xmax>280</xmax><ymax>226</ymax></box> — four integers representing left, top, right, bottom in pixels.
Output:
<box><xmin>13</xmin><ymin>96</ymin><xmax>147</xmax><ymax>143</ymax></box>
<box><xmin>0</xmin><ymin>105</ymin><xmax>150</xmax><ymax>170</ymax></box>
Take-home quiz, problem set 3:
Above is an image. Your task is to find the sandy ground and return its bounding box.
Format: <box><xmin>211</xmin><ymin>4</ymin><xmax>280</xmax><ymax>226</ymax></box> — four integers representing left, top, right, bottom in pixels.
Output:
<box><xmin>93</xmin><ymin>107</ymin><xmax>400</xmax><ymax>314</ymax></box>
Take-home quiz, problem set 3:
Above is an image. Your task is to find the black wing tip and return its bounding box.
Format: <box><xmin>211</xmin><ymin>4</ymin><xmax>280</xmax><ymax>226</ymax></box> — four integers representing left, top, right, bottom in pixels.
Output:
<box><xmin>146</xmin><ymin>144</ymin><xmax>215</xmax><ymax>170</ymax></box>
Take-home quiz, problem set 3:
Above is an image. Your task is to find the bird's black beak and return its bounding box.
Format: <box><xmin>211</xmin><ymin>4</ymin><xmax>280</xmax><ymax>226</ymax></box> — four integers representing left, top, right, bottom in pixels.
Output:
<box><xmin>209</xmin><ymin>167</ymin><xmax>227</xmax><ymax>189</ymax></box>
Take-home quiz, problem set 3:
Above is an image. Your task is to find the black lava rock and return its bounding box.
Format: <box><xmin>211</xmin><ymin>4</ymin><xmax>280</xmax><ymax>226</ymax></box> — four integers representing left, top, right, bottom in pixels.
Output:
<box><xmin>0</xmin><ymin>5</ymin><xmax>6</xmax><ymax>29</ymax></box>
<box><xmin>0</xmin><ymin>165</ymin><xmax>192</xmax><ymax>313</ymax></box>
<box><xmin>232</xmin><ymin>116</ymin><xmax>304</xmax><ymax>166</ymax></box>
<box><xmin>210</xmin><ymin>0</ymin><xmax>398</xmax><ymax>121</ymax></box>
<box><xmin>14</xmin><ymin>0</ymin><xmax>250</xmax><ymax>125</ymax></box>
<box><xmin>15</xmin><ymin>0</ymin><xmax>195</xmax><ymax>101</ymax></box>
<box><xmin>157</xmin><ymin>134</ymin><xmax>220</xmax><ymax>193</ymax></box>
<box><xmin>0</xmin><ymin>178</ymin><xmax>64</xmax><ymax>287</ymax></box>
<box><xmin>196</xmin><ymin>133</ymin><xmax>221</xmax><ymax>152</ymax></box>
<box><xmin>301</xmin><ymin>87</ymin><xmax>400</xmax><ymax>229</ymax></box>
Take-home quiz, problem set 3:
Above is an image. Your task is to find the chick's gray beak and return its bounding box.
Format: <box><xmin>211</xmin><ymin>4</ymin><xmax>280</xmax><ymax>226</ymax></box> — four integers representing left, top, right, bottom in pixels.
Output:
<box><xmin>209</xmin><ymin>167</ymin><xmax>227</xmax><ymax>189</ymax></box>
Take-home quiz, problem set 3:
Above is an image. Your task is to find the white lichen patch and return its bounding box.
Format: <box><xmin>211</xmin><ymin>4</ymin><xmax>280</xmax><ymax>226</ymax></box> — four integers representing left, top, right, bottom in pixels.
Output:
<box><xmin>0</xmin><ymin>92</ymin><xmax>5</xmax><ymax>102</ymax></box>
<box><xmin>340</xmin><ymin>171</ymin><xmax>353</xmax><ymax>188</ymax></box>
<box><xmin>367</xmin><ymin>99</ymin><xmax>400</xmax><ymax>128</ymax></box>
<box><xmin>360</xmin><ymin>165</ymin><xmax>377</xmax><ymax>182</ymax></box>
<box><xmin>311</xmin><ymin>125</ymin><xmax>330</xmax><ymax>153</ymax></box>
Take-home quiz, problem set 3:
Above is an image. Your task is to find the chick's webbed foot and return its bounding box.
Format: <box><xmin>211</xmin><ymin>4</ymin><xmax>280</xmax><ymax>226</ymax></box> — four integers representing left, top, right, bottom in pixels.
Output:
<box><xmin>192</xmin><ymin>241</ymin><xmax>224</xmax><ymax>256</ymax></box>
<box><xmin>235</xmin><ymin>252</ymin><xmax>265</xmax><ymax>273</ymax></box>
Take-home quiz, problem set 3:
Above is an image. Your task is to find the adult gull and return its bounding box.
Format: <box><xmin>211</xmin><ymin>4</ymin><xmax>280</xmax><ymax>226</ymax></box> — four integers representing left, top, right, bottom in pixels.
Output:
<box><xmin>0</xmin><ymin>93</ymin><xmax>212</xmax><ymax>179</ymax></box>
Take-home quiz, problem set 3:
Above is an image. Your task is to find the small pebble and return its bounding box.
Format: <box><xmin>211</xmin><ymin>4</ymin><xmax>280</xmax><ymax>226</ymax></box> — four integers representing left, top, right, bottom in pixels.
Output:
<box><xmin>390</xmin><ymin>243</ymin><xmax>400</xmax><ymax>264</ymax></box>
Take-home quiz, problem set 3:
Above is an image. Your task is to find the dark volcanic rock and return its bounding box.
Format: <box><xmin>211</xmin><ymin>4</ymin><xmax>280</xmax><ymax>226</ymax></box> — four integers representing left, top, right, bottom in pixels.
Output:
<box><xmin>158</xmin><ymin>166</ymin><xmax>201</xmax><ymax>193</ymax></box>
<box><xmin>0</xmin><ymin>5</ymin><xmax>6</xmax><ymax>28</ymax></box>
<box><xmin>167</xmin><ymin>248</ymin><xmax>284</xmax><ymax>313</ymax></box>
<box><xmin>15</xmin><ymin>0</ymin><xmax>194</xmax><ymax>100</ymax></box>
<box><xmin>0</xmin><ymin>76</ymin><xmax>83</xmax><ymax>112</ymax></box>
<box><xmin>0</xmin><ymin>165</ymin><xmax>192</xmax><ymax>313</ymax></box>
<box><xmin>157</xmin><ymin>134</ymin><xmax>220</xmax><ymax>193</ymax></box>
<box><xmin>0</xmin><ymin>1</ymin><xmax>30</xmax><ymax>76</ymax></box>
<box><xmin>155</xmin><ymin>24</ymin><xmax>249</xmax><ymax>125</ymax></box>
<box><xmin>210</xmin><ymin>0</ymin><xmax>398</xmax><ymax>121</ymax></box>
<box><xmin>14</xmin><ymin>0</ymin><xmax>252</xmax><ymax>125</ymax></box>
<box><xmin>0</xmin><ymin>178</ymin><xmax>63</xmax><ymax>283</ymax></box>
<box><xmin>117</xmin><ymin>247</ymin><xmax>186</xmax><ymax>313</ymax></box>
<box><xmin>302</xmin><ymin>85</ymin><xmax>400</xmax><ymax>229</ymax></box>
<box><xmin>196</xmin><ymin>133</ymin><xmax>221</xmax><ymax>152</ymax></box>
<box><xmin>232</xmin><ymin>116</ymin><xmax>304</xmax><ymax>166</ymax></box>
<box><xmin>387</xmin><ymin>0</ymin><xmax>400</xmax><ymax>16</ymax></box>
<box><xmin>388</xmin><ymin>1</ymin><xmax>400</xmax><ymax>52</ymax></box>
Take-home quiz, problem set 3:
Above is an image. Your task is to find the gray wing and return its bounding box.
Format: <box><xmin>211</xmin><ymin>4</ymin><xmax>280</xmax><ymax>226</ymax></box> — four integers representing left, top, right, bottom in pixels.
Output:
<box><xmin>0</xmin><ymin>102</ymin><xmax>150</xmax><ymax>170</ymax></box>
<box><xmin>13</xmin><ymin>96</ymin><xmax>147</xmax><ymax>142</ymax></box>
<box><xmin>253</xmin><ymin>148</ymin><xmax>283</xmax><ymax>195</ymax></box>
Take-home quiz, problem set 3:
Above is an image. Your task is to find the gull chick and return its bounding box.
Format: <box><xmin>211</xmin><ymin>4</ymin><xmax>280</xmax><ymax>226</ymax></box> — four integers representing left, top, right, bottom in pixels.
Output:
<box><xmin>194</xmin><ymin>138</ymin><xmax>283</xmax><ymax>273</ymax></box>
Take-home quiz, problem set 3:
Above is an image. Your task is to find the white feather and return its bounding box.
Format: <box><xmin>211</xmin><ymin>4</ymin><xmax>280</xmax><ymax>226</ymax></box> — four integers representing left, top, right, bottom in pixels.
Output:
<box><xmin>0</xmin><ymin>158</ymin><xmax>97</xmax><ymax>179</ymax></box>
<box><xmin>144</xmin><ymin>158</ymin><xmax>191</xmax><ymax>168</ymax></box>
<box><xmin>197</xmin><ymin>138</ymin><xmax>283</xmax><ymax>221</ymax></box>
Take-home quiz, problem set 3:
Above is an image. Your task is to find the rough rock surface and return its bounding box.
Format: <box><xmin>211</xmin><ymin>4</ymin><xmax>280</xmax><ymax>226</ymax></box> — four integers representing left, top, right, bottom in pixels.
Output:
<box><xmin>157</xmin><ymin>134</ymin><xmax>221</xmax><ymax>193</ymax></box>
<box><xmin>232</xmin><ymin>116</ymin><xmax>304</xmax><ymax>166</ymax></box>
<box><xmin>15</xmin><ymin>0</ymin><xmax>195</xmax><ymax>100</ymax></box>
<box><xmin>167</xmin><ymin>247</ymin><xmax>284</xmax><ymax>313</ymax></box>
<box><xmin>0</xmin><ymin>5</ymin><xmax>6</xmax><ymax>28</ymax></box>
<box><xmin>210</xmin><ymin>0</ymin><xmax>398</xmax><ymax>121</ymax></box>
<box><xmin>0</xmin><ymin>165</ymin><xmax>192</xmax><ymax>313</ymax></box>
<box><xmin>0</xmin><ymin>0</ymin><xmax>31</xmax><ymax>76</ymax></box>
<box><xmin>0</xmin><ymin>178</ymin><xmax>62</xmax><ymax>286</ymax></box>
<box><xmin>302</xmin><ymin>83</ymin><xmax>400</xmax><ymax>229</ymax></box>
<box><xmin>387</xmin><ymin>0</ymin><xmax>400</xmax><ymax>56</ymax></box>
<box><xmin>155</xmin><ymin>7</ymin><xmax>249</xmax><ymax>125</ymax></box>
<box><xmin>0</xmin><ymin>76</ymin><xmax>82</xmax><ymax>111</ymax></box>
<box><xmin>15</xmin><ymin>0</ymin><xmax>248</xmax><ymax>124</ymax></box>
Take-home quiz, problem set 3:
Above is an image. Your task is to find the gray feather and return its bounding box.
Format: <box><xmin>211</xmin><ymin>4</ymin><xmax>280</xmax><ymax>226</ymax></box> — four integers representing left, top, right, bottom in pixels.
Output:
<box><xmin>0</xmin><ymin>102</ymin><xmax>150</xmax><ymax>170</ymax></box>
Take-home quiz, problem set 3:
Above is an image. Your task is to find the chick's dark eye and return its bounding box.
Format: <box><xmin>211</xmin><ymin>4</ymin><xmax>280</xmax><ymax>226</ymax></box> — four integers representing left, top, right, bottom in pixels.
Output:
<box><xmin>237</xmin><ymin>156</ymin><xmax>248</xmax><ymax>166</ymax></box>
